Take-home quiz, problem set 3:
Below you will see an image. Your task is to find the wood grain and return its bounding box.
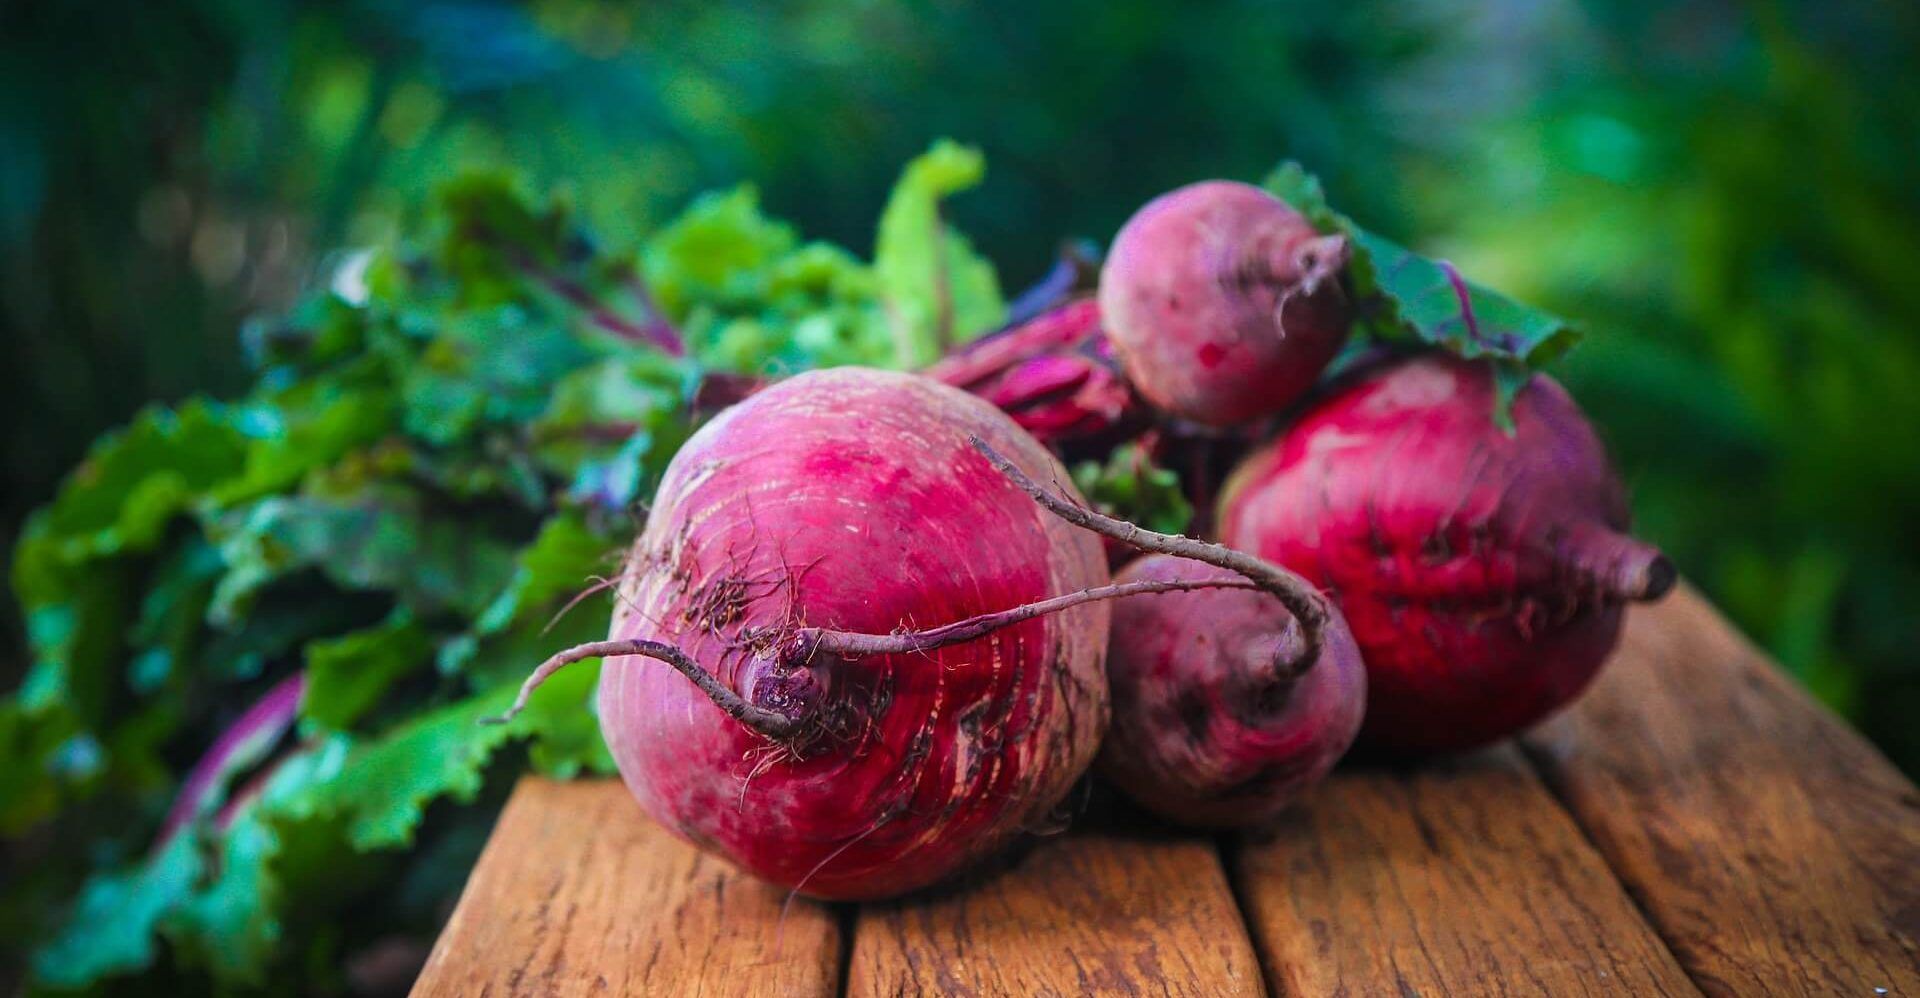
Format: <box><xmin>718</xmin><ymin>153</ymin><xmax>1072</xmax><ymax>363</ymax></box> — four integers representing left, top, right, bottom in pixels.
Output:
<box><xmin>1234</xmin><ymin>745</ymin><xmax>1697</xmax><ymax>996</ymax></box>
<box><xmin>412</xmin><ymin>778</ymin><xmax>841</xmax><ymax>997</ymax></box>
<box><xmin>1523</xmin><ymin>586</ymin><xmax>1920</xmax><ymax>996</ymax></box>
<box><xmin>847</xmin><ymin>831</ymin><xmax>1263</xmax><ymax>996</ymax></box>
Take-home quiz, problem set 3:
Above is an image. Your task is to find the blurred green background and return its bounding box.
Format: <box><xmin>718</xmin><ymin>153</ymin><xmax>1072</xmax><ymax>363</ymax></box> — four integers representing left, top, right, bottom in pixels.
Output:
<box><xmin>3</xmin><ymin>0</ymin><xmax>1915</xmax><ymax>775</ymax></box>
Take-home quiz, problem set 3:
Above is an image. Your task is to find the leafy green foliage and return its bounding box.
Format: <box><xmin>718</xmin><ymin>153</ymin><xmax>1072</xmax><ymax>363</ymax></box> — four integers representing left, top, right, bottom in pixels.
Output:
<box><xmin>5</xmin><ymin>153</ymin><xmax>995</xmax><ymax>990</ymax></box>
<box><xmin>1266</xmin><ymin>162</ymin><xmax>1581</xmax><ymax>422</ymax></box>
<box><xmin>1072</xmin><ymin>444</ymin><xmax>1193</xmax><ymax>537</ymax></box>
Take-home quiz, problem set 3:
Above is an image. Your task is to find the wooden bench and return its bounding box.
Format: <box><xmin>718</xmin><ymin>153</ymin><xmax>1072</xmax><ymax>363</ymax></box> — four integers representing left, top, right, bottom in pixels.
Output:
<box><xmin>414</xmin><ymin>587</ymin><xmax>1920</xmax><ymax>995</ymax></box>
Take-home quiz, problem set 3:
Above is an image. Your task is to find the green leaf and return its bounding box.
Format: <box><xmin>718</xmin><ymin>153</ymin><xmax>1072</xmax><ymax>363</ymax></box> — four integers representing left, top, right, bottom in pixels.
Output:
<box><xmin>32</xmin><ymin>832</ymin><xmax>203</xmax><ymax>988</ymax></box>
<box><xmin>203</xmin><ymin>490</ymin><xmax>520</xmax><ymax>624</ymax></box>
<box><xmin>321</xmin><ymin>659</ymin><xmax>605</xmax><ymax>851</ymax></box>
<box><xmin>1071</xmin><ymin>443</ymin><xmax>1194</xmax><ymax>536</ymax></box>
<box><xmin>12</xmin><ymin>401</ymin><xmax>247</xmax><ymax>611</ymax></box>
<box><xmin>401</xmin><ymin>305</ymin><xmax>597</xmax><ymax>447</ymax></box>
<box><xmin>474</xmin><ymin>509</ymin><xmax>620</xmax><ymax>637</ymax></box>
<box><xmin>214</xmin><ymin>381</ymin><xmax>400</xmax><ymax>505</ymax></box>
<box><xmin>128</xmin><ymin>536</ymin><xmax>225</xmax><ymax>696</ymax></box>
<box><xmin>302</xmin><ymin>611</ymin><xmax>434</xmax><ymax>731</ymax></box>
<box><xmin>1262</xmin><ymin>161</ymin><xmax>1340</xmax><ymax>232</ymax></box>
<box><xmin>644</xmin><ymin>186</ymin><xmax>798</xmax><ymax>316</ymax></box>
<box><xmin>643</xmin><ymin>188</ymin><xmax>893</xmax><ymax>372</ymax></box>
<box><xmin>435</xmin><ymin>173</ymin><xmax>574</xmax><ymax>305</ymax></box>
<box><xmin>1264</xmin><ymin>161</ymin><xmax>1581</xmax><ymax>372</ymax></box>
<box><xmin>0</xmin><ymin>699</ymin><xmax>78</xmax><ymax>833</ymax></box>
<box><xmin>529</xmin><ymin>354</ymin><xmax>689</xmax><ymax>481</ymax></box>
<box><xmin>874</xmin><ymin>139</ymin><xmax>1006</xmax><ymax>367</ymax></box>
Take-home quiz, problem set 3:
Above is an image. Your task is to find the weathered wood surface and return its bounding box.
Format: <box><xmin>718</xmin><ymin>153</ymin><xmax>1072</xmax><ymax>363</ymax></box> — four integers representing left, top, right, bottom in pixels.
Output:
<box><xmin>847</xmin><ymin>831</ymin><xmax>1262</xmax><ymax>996</ymax></box>
<box><xmin>415</xmin><ymin>588</ymin><xmax>1920</xmax><ymax>997</ymax></box>
<box><xmin>1235</xmin><ymin>744</ymin><xmax>1697</xmax><ymax>996</ymax></box>
<box><xmin>1524</xmin><ymin>586</ymin><xmax>1920</xmax><ymax>996</ymax></box>
<box><xmin>413</xmin><ymin>778</ymin><xmax>842</xmax><ymax>997</ymax></box>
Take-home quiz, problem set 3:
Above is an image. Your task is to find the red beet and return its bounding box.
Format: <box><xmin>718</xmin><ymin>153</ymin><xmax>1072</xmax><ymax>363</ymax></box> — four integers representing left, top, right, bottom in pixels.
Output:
<box><xmin>588</xmin><ymin>368</ymin><xmax>1114</xmax><ymax>899</ymax></box>
<box><xmin>1219</xmin><ymin>354</ymin><xmax>1675</xmax><ymax>755</ymax></box>
<box><xmin>1098</xmin><ymin>555</ymin><xmax>1365</xmax><ymax>826</ymax></box>
<box><xmin>1099</xmin><ymin>180</ymin><xmax>1352</xmax><ymax>426</ymax></box>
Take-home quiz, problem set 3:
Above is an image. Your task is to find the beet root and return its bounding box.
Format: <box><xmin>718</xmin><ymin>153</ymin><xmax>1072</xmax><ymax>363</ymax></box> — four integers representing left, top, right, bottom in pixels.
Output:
<box><xmin>1098</xmin><ymin>554</ymin><xmax>1365</xmax><ymax>827</ymax></box>
<box><xmin>1219</xmin><ymin>353</ymin><xmax>1675</xmax><ymax>756</ymax></box>
<box><xmin>587</xmin><ymin>368</ymin><xmax>1115</xmax><ymax>899</ymax></box>
<box><xmin>1098</xmin><ymin>180</ymin><xmax>1352</xmax><ymax>426</ymax></box>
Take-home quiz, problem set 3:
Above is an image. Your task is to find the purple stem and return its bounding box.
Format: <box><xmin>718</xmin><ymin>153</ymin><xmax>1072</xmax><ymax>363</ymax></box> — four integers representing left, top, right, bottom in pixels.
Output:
<box><xmin>1438</xmin><ymin>260</ymin><xmax>1484</xmax><ymax>347</ymax></box>
<box><xmin>794</xmin><ymin>577</ymin><xmax>1260</xmax><ymax>658</ymax></box>
<box><xmin>503</xmin><ymin>244</ymin><xmax>685</xmax><ymax>356</ymax></box>
<box><xmin>156</xmin><ymin>671</ymin><xmax>306</xmax><ymax>846</ymax></box>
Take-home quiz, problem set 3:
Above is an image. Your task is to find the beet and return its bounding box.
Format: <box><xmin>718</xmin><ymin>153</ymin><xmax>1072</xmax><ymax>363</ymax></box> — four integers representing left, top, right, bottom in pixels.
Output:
<box><xmin>1219</xmin><ymin>353</ymin><xmax>1675</xmax><ymax>755</ymax></box>
<box><xmin>583</xmin><ymin>369</ymin><xmax>1115</xmax><ymax>898</ymax></box>
<box><xmin>1098</xmin><ymin>180</ymin><xmax>1352</xmax><ymax>426</ymax></box>
<box><xmin>1098</xmin><ymin>555</ymin><xmax>1365</xmax><ymax>826</ymax></box>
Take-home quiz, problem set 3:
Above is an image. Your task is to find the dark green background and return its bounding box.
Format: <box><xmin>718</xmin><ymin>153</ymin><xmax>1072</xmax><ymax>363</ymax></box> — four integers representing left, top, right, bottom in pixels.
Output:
<box><xmin>4</xmin><ymin>0</ymin><xmax>1916</xmax><ymax>771</ymax></box>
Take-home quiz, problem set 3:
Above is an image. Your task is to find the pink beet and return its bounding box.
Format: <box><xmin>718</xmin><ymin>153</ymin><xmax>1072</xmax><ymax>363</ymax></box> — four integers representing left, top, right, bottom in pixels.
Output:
<box><xmin>1099</xmin><ymin>555</ymin><xmax>1365</xmax><ymax>826</ymax></box>
<box><xmin>1219</xmin><ymin>353</ymin><xmax>1675</xmax><ymax>756</ymax></box>
<box><xmin>1098</xmin><ymin>180</ymin><xmax>1352</xmax><ymax>426</ymax></box>
<box><xmin>593</xmin><ymin>369</ymin><xmax>1110</xmax><ymax>899</ymax></box>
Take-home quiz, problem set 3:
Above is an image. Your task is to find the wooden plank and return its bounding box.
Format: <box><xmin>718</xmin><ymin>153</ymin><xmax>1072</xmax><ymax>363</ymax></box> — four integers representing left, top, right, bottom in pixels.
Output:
<box><xmin>1234</xmin><ymin>745</ymin><xmax>1698</xmax><ymax>996</ymax></box>
<box><xmin>1523</xmin><ymin>586</ymin><xmax>1920</xmax><ymax>996</ymax></box>
<box><xmin>412</xmin><ymin>778</ymin><xmax>841</xmax><ymax>997</ymax></box>
<box><xmin>847</xmin><ymin>831</ymin><xmax>1264</xmax><ymax>996</ymax></box>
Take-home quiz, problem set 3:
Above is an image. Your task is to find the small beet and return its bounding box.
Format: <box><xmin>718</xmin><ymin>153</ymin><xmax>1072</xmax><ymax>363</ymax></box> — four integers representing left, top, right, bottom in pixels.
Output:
<box><xmin>1219</xmin><ymin>353</ymin><xmax>1675</xmax><ymax>756</ymax></box>
<box><xmin>1099</xmin><ymin>180</ymin><xmax>1352</xmax><ymax>426</ymax></box>
<box><xmin>1098</xmin><ymin>555</ymin><xmax>1365</xmax><ymax>827</ymax></box>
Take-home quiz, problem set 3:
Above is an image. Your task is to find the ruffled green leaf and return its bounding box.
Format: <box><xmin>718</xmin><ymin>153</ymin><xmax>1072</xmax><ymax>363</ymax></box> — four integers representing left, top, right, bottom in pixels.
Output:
<box><xmin>302</xmin><ymin>611</ymin><xmax>434</xmax><ymax>731</ymax></box>
<box><xmin>1265</xmin><ymin>160</ymin><xmax>1580</xmax><ymax>405</ymax></box>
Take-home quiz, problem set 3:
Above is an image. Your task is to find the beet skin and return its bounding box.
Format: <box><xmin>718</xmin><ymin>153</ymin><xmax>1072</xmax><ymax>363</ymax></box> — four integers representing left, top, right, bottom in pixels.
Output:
<box><xmin>598</xmin><ymin>368</ymin><xmax>1111</xmax><ymax>899</ymax></box>
<box><xmin>1099</xmin><ymin>555</ymin><xmax>1365</xmax><ymax>826</ymax></box>
<box><xmin>1219</xmin><ymin>354</ymin><xmax>1674</xmax><ymax>756</ymax></box>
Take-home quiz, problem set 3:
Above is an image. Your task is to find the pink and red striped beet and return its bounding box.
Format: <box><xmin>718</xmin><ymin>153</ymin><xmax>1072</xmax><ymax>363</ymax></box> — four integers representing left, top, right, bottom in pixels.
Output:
<box><xmin>598</xmin><ymin>368</ymin><xmax>1111</xmax><ymax>899</ymax></box>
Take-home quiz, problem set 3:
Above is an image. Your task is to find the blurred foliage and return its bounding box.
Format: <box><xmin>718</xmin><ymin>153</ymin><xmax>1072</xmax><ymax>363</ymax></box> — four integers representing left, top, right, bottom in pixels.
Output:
<box><xmin>0</xmin><ymin>143</ymin><xmax>980</xmax><ymax>991</ymax></box>
<box><xmin>2</xmin><ymin>0</ymin><xmax>1916</xmax><ymax>975</ymax></box>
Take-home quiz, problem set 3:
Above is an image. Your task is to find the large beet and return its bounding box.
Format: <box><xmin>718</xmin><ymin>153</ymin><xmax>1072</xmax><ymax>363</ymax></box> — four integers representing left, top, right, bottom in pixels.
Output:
<box><xmin>1219</xmin><ymin>354</ymin><xmax>1674</xmax><ymax>755</ymax></box>
<box><xmin>594</xmin><ymin>368</ymin><xmax>1110</xmax><ymax>899</ymax></box>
